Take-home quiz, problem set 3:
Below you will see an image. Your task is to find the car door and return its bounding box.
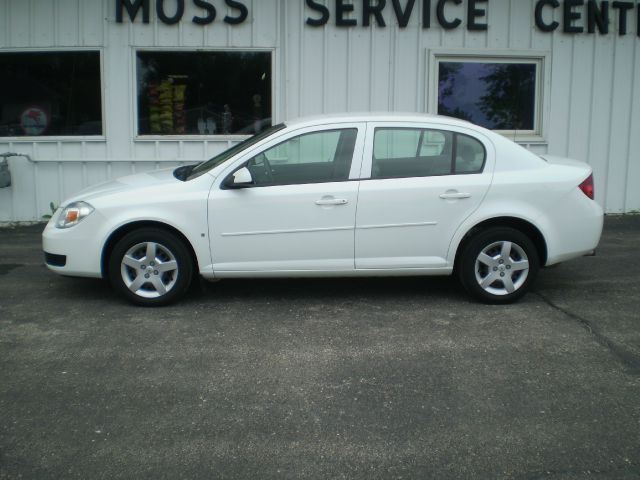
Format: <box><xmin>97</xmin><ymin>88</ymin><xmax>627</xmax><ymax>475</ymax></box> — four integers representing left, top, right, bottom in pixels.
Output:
<box><xmin>208</xmin><ymin>123</ymin><xmax>365</xmax><ymax>274</ymax></box>
<box><xmin>355</xmin><ymin>122</ymin><xmax>495</xmax><ymax>269</ymax></box>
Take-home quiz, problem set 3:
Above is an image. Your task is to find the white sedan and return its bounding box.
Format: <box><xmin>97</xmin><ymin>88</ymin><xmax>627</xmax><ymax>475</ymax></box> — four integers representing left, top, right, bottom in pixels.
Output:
<box><xmin>43</xmin><ymin>113</ymin><xmax>603</xmax><ymax>306</ymax></box>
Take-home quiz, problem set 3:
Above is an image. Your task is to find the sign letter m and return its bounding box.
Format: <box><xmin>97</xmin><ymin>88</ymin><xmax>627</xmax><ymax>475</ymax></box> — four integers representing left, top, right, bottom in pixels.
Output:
<box><xmin>116</xmin><ymin>0</ymin><xmax>150</xmax><ymax>23</ymax></box>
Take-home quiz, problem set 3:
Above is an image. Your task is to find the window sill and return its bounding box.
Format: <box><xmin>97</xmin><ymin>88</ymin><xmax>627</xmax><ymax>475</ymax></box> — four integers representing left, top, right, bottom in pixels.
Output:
<box><xmin>0</xmin><ymin>136</ymin><xmax>106</xmax><ymax>142</ymax></box>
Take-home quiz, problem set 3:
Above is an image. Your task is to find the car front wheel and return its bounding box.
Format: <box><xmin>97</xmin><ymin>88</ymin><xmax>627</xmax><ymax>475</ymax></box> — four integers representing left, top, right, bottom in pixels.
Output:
<box><xmin>458</xmin><ymin>227</ymin><xmax>540</xmax><ymax>304</ymax></box>
<box><xmin>108</xmin><ymin>228</ymin><xmax>193</xmax><ymax>306</ymax></box>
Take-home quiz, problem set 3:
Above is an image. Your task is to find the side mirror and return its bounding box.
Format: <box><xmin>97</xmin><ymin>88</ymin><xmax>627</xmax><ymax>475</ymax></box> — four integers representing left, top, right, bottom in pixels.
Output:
<box><xmin>227</xmin><ymin>166</ymin><xmax>254</xmax><ymax>189</ymax></box>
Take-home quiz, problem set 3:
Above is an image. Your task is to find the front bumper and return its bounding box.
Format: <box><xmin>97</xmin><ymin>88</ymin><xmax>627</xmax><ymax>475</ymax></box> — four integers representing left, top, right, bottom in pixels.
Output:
<box><xmin>42</xmin><ymin>210</ymin><xmax>106</xmax><ymax>278</ymax></box>
<box><xmin>44</xmin><ymin>252</ymin><xmax>67</xmax><ymax>267</ymax></box>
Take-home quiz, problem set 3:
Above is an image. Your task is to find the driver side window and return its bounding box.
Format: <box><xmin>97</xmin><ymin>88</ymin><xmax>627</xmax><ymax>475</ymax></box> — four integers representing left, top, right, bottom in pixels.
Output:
<box><xmin>246</xmin><ymin>128</ymin><xmax>358</xmax><ymax>187</ymax></box>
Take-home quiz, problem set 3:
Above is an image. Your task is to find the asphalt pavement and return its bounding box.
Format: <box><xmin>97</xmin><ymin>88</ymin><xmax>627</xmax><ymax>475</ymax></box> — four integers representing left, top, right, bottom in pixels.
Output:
<box><xmin>1</xmin><ymin>216</ymin><xmax>639</xmax><ymax>479</ymax></box>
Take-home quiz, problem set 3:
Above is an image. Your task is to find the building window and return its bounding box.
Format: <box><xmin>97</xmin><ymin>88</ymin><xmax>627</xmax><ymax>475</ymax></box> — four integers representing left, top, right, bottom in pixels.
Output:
<box><xmin>0</xmin><ymin>51</ymin><xmax>103</xmax><ymax>137</ymax></box>
<box><xmin>436</xmin><ymin>58</ymin><xmax>541</xmax><ymax>134</ymax></box>
<box><xmin>136</xmin><ymin>51</ymin><xmax>272</xmax><ymax>137</ymax></box>
<box><xmin>372</xmin><ymin>128</ymin><xmax>485</xmax><ymax>179</ymax></box>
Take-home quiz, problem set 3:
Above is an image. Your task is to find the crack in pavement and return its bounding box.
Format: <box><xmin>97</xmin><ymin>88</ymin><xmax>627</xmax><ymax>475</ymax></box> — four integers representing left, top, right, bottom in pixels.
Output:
<box><xmin>534</xmin><ymin>291</ymin><xmax>640</xmax><ymax>374</ymax></box>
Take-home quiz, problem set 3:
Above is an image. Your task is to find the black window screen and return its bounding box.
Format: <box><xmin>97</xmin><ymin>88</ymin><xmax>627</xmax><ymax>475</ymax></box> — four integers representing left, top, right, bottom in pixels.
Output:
<box><xmin>0</xmin><ymin>51</ymin><xmax>103</xmax><ymax>137</ymax></box>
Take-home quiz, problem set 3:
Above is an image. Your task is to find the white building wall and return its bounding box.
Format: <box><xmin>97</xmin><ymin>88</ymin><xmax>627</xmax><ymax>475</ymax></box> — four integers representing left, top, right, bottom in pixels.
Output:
<box><xmin>0</xmin><ymin>0</ymin><xmax>638</xmax><ymax>222</ymax></box>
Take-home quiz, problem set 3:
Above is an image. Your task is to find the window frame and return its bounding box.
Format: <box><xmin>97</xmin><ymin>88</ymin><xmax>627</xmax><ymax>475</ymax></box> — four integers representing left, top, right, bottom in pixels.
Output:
<box><xmin>132</xmin><ymin>47</ymin><xmax>276</xmax><ymax>142</ymax></box>
<box><xmin>0</xmin><ymin>47</ymin><xmax>106</xmax><ymax>141</ymax></box>
<box><xmin>371</xmin><ymin>126</ymin><xmax>487</xmax><ymax>180</ymax></box>
<box><xmin>427</xmin><ymin>49</ymin><xmax>550</xmax><ymax>143</ymax></box>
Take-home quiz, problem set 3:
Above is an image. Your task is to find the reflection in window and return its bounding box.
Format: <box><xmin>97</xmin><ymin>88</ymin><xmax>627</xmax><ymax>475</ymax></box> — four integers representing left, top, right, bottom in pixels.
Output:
<box><xmin>136</xmin><ymin>51</ymin><xmax>272</xmax><ymax>136</ymax></box>
<box><xmin>455</xmin><ymin>134</ymin><xmax>485</xmax><ymax>173</ymax></box>
<box><xmin>372</xmin><ymin>128</ymin><xmax>485</xmax><ymax>179</ymax></box>
<box><xmin>374</xmin><ymin>129</ymin><xmax>450</xmax><ymax>159</ymax></box>
<box><xmin>0</xmin><ymin>51</ymin><xmax>102</xmax><ymax>137</ymax></box>
<box><xmin>374</xmin><ymin>129</ymin><xmax>422</xmax><ymax>159</ymax></box>
<box><xmin>438</xmin><ymin>61</ymin><xmax>537</xmax><ymax>131</ymax></box>
<box><xmin>247</xmin><ymin>129</ymin><xmax>357</xmax><ymax>186</ymax></box>
<box><xmin>265</xmin><ymin>130</ymin><xmax>343</xmax><ymax>165</ymax></box>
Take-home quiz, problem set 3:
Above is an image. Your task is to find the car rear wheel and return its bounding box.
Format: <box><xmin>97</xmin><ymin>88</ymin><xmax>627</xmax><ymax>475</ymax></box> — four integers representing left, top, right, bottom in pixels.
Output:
<box><xmin>108</xmin><ymin>228</ymin><xmax>193</xmax><ymax>306</ymax></box>
<box><xmin>458</xmin><ymin>227</ymin><xmax>539</xmax><ymax>304</ymax></box>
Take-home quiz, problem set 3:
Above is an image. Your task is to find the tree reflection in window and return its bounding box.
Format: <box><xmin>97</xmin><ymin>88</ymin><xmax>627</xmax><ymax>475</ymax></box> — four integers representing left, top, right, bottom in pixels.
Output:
<box><xmin>438</xmin><ymin>61</ymin><xmax>537</xmax><ymax>131</ymax></box>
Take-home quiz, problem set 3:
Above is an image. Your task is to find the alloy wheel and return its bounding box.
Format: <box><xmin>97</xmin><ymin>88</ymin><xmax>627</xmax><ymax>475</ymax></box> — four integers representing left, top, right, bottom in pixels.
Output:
<box><xmin>120</xmin><ymin>241</ymin><xmax>179</xmax><ymax>299</ymax></box>
<box><xmin>474</xmin><ymin>240</ymin><xmax>530</xmax><ymax>296</ymax></box>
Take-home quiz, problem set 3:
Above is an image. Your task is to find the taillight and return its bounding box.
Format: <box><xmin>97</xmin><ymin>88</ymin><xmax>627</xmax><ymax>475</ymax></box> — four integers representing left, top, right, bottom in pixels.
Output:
<box><xmin>579</xmin><ymin>174</ymin><xmax>595</xmax><ymax>200</ymax></box>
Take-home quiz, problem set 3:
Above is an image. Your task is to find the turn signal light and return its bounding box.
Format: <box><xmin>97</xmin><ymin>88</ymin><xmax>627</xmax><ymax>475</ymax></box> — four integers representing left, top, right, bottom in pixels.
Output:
<box><xmin>55</xmin><ymin>201</ymin><xmax>95</xmax><ymax>229</ymax></box>
<box><xmin>66</xmin><ymin>210</ymin><xmax>79</xmax><ymax>223</ymax></box>
<box><xmin>579</xmin><ymin>174</ymin><xmax>594</xmax><ymax>200</ymax></box>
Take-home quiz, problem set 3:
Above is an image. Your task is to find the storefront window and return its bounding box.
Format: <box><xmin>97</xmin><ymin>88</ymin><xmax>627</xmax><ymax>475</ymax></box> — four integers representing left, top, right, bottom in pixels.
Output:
<box><xmin>136</xmin><ymin>51</ymin><xmax>272</xmax><ymax>136</ymax></box>
<box><xmin>0</xmin><ymin>51</ymin><xmax>103</xmax><ymax>137</ymax></box>
<box><xmin>437</xmin><ymin>60</ymin><xmax>538</xmax><ymax>132</ymax></box>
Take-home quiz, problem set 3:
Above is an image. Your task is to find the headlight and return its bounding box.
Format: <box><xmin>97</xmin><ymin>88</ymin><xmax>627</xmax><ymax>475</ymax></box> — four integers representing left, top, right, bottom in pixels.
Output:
<box><xmin>56</xmin><ymin>201</ymin><xmax>95</xmax><ymax>229</ymax></box>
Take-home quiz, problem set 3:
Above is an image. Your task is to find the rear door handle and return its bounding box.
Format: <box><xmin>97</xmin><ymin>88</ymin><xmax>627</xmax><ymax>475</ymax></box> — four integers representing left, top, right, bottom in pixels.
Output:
<box><xmin>439</xmin><ymin>192</ymin><xmax>471</xmax><ymax>200</ymax></box>
<box><xmin>315</xmin><ymin>198</ymin><xmax>348</xmax><ymax>206</ymax></box>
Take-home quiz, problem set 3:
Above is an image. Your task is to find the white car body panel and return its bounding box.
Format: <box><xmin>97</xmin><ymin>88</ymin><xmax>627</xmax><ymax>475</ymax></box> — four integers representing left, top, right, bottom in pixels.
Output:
<box><xmin>355</xmin><ymin>122</ymin><xmax>495</xmax><ymax>270</ymax></box>
<box><xmin>445</xmin><ymin>155</ymin><xmax>602</xmax><ymax>266</ymax></box>
<box><xmin>42</xmin><ymin>113</ymin><xmax>604</xmax><ymax>299</ymax></box>
<box><xmin>208</xmin><ymin>180</ymin><xmax>360</xmax><ymax>272</ymax></box>
<box><xmin>43</xmin><ymin>170</ymin><xmax>214</xmax><ymax>278</ymax></box>
<box><xmin>207</xmin><ymin>122</ymin><xmax>366</xmax><ymax>273</ymax></box>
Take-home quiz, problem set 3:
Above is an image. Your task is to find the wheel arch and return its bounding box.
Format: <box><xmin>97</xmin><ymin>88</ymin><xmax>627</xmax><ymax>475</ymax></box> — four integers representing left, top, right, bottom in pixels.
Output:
<box><xmin>101</xmin><ymin>220</ymin><xmax>199</xmax><ymax>278</ymax></box>
<box><xmin>453</xmin><ymin>217</ymin><xmax>548</xmax><ymax>271</ymax></box>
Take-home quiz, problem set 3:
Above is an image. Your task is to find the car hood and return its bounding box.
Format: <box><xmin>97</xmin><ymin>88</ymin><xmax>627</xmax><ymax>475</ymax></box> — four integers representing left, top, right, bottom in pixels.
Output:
<box><xmin>64</xmin><ymin>168</ymin><xmax>183</xmax><ymax>205</ymax></box>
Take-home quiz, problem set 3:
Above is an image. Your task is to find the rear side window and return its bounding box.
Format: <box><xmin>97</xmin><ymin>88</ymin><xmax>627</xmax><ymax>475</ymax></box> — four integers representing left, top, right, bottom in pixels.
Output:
<box><xmin>372</xmin><ymin>128</ymin><xmax>485</xmax><ymax>179</ymax></box>
<box><xmin>455</xmin><ymin>134</ymin><xmax>485</xmax><ymax>174</ymax></box>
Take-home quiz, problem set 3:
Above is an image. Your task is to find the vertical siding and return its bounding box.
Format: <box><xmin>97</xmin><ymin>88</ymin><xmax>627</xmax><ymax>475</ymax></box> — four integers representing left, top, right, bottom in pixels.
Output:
<box><xmin>0</xmin><ymin>0</ymin><xmax>639</xmax><ymax>222</ymax></box>
<box><xmin>7</xmin><ymin>0</ymin><xmax>31</xmax><ymax>47</ymax></box>
<box><xmin>279</xmin><ymin>0</ymin><xmax>640</xmax><ymax>214</ymax></box>
<box><xmin>605</xmin><ymin>34</ymin><xmax>636</xmax><ymax>213</ymax></box>
<box><xmin>626</xmin><ymin>40</ymin><xmax>640</xmax><ymax>212</ymax></box>
<box><xmin>0</xmin><ymin>0</ymin><xmax>279</xmax><ymax>221</ymax></box>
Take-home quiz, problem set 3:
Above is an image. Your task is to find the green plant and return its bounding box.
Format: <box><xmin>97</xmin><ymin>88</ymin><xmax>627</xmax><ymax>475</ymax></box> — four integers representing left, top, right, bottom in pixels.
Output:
<box><xmin>42</xmin><ymin>202</ymin><xmax>58</xmax><ymax>220</ymax></box>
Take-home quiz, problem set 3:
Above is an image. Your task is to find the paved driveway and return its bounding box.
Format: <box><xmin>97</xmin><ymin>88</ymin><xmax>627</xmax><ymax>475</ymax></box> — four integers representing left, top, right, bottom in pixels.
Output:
<box><xmin>1</xmin><ymin>217</ymin><xmax>639</xmax><ymax>479</ymax></box>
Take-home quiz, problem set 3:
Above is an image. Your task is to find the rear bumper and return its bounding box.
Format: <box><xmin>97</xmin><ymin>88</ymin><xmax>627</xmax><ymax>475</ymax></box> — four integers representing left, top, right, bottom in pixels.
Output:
<box><xmin>543</xmin><ymin>191</ymin><xmax>604</xmax><ymax>266</ymax></box>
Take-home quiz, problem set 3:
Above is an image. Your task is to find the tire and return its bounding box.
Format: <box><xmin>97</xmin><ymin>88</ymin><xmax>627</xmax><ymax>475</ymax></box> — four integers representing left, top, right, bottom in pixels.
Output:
<box><xmin>108</xmin><ymin>228</ymin><xmax>194</xmax><ymax>306</ymax></box>
<box><xmin>458</xmin><ymin>227</ymin><xmax>540</xmax><ymax>304</ymax></box>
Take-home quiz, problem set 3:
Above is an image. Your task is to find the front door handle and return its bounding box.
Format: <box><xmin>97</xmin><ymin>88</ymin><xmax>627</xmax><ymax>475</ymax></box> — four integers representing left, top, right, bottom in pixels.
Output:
<box><xmin>315</xmin><ymin>198</ymin><xmax>348</xmax><ymax>206</ymax></box>
<box><xmin>439</xmin><ymin>192</ymin><xmax>471</xmax><ymax>200</ymax></box>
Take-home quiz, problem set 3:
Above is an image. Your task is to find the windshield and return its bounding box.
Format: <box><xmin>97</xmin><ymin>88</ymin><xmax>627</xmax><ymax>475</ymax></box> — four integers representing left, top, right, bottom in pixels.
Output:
<box><xmin>186</xmin><ymin>123</ymin><xmax>286</xmax><ymax>180</ymax></box>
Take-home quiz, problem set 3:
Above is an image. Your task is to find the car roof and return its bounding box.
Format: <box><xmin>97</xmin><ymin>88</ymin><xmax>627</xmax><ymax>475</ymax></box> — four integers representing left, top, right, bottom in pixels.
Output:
<box><xmin>284</xmin><ymin>112</ymin><xmax>475</xmax><ymax>129</ymax></box>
